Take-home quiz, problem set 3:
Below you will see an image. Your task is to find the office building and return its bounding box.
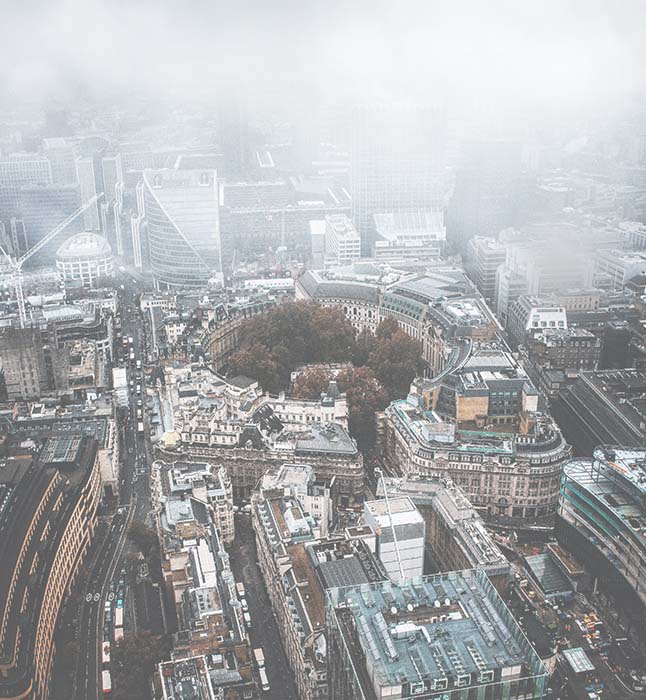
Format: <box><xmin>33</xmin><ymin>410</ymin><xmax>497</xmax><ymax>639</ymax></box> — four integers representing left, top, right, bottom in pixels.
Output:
<box><xmin>18</xmin><ymin>183</ymin><xmax>82</xmax><ymax>263</ymax></box>
<box><xmin>56</xmin><ymin>232</ymin><xmax>114</xmax><ymax>288</ymax></box>
<box><xmin>558</xmin><ymin>446</ymin><xmax>646</xmax><ymax>640</ymax></box>
<box><xmin>351</xmin><ymin>103</ymin><xmax>445</xmax><ymax>252</ymax></box>
<box><xmin>0</xmin><ymin>432</ymin><xmax>102</xmax><ymax>700</ymax></box>
<box><xmin>506</xmin><ymin>295</ymin><xmax>567</xmax><ymax>349</ymax></box>
<box><xmin>447</xmin><ymin>139</ymin><xmax>522</xmax><ymax>254</ymax></box>
<box><xmin>363</xmin><ymin>497</ymin><xmax>425</xmax><ymax>583</ymax></box>
<box><xmin>0</xmin><ymin>154</ymin><xmax>53</xmax><ymax>218</ymax></box>
<box><xmin>325</xmin><ymin>214</ymin><xmax>361</xmax><ymax>266</ymax></box>
<box><xmin>0</xmin><ymin>327</ymin><xmax>47</xmax><ymax>399</ymax></box>
<box><xmin>327</xmin><ymin>569</ymin><xmax>547</xmax><ymax>700</ymax></box>
<box><xmin>382</xmin><ymin>398</ymin><xmax>570</xmax><ymax>522</ymax></box>
<box><xmin>464</xmin><ymin>236</ymin><xmax>507</xmax><ymax>303</ymax></box>
<box><xmin>43</xmin><ymin>137</ymin><xmax>78</xmax><ymax>185</ymax></box>
<box><xmin>372</xmin><ymin>210</ymin><xmax>446</xmax><ymax>262</ymax></box>
<box><xmin>142</xmin><ymin>168</ymin><xmax>222</xmax><ymax>289</ymax></box>
<box><xmin>377</xmin><ymin>476</ymin><xmax>511</xmax><ymax>591</ymax></box>
<box><xmin>594</xmin><ymin>249</ymin><xmax>646</xmax><ymax>291</ymax></box>
<box><xmin>75</xmin><ymin>156</ymin><xmax>101</xmax><ymax>230</ymax></box>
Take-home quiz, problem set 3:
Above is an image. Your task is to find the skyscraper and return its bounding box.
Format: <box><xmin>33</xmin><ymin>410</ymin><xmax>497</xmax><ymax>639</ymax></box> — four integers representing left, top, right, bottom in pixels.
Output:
<box><xmin>142</xmin><ymin>168</ymin><xmax>222</xmax><ymax>289</ymax></box>
<box><xmin>447</xmin><ymin>139</ymin><xmax>522</xmax><ymax>254</ymax></box>
<box><xmin>351</xmin><ymin>103</ymin><xmax>446</xmax><ymax>253</ymax></box>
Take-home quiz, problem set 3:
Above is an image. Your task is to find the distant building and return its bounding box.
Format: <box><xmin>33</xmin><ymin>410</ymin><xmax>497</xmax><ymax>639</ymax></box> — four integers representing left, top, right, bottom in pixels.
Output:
<box><xmin>363</xmin><ymin>497</ymin><xmax>425</xmax><ymax>583</ymax></box>
<box><xmin>142</xmin><ymin>168</ymin><xmax>222</xmax><ymax>289</ymax></box>
<box><xmin>18</xmin><ymin>183</ymin><xmax>82</xmax><ymax>262</ymax></box>
<box><xmin>351</xmin><ymin>103</ymin><xmax>445</xmax><ymax>253</ymax></box>
<box><xmin>0</xmin><ymin>154</ymin><xmax>53</xmax><ymax>218</ymax></box>
<box><xmin>325</xmin><ymin>214</ymin><xmax>361</xmax><ymax>266</ymax></box>
<box><xmin>465</xmin><ymin>236</ymin><xmax>507</xmax><ymax>303</ymax></box>
<box><xmin>372</xmin><ymin>210</ymin><xmax>446</xmax><ymax>262</ymax></box>
<box><xmin>56</xmin><ymin>231</ymin><xmax>114</xmax><ymax>288</ymax></box>
<box><xmin>75</xmin><ymin>156</ymin><xmax>102</xmax><ymax>230</ymax></box>
<box><xmin>327</xmin><ymin>569</ymin><xmax>547</xmax><ymax>700</ymax></box>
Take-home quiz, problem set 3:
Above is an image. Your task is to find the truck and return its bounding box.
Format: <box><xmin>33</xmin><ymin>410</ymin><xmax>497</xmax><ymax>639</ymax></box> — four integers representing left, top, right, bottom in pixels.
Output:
<box><xmin>259</xmin><ymin>667</ymin><xmax>270</xmax><ymax>692</ymax></box>
<box><xmin>137</xmin><ymin>421</ymin><xmax>144</xmax><ymax>434</ymax></box>
<box><xmin>253</xmin><ymin>648</ymin><xmax>265</xmax><ymax>668</ymax></box>
<box><xmin>102</xmin><ymin>670</ymin><xmax>112</xmax><ymax>694</ymax></box>
<box><xmin>236</xmin><ymin>582</ymin><xmax>246</xmax><ymax>598</ymax></box>
<box><xmin>114</xmin><ymin>606</ymin><xmax>124</xmax><ymax>629</ymax></box>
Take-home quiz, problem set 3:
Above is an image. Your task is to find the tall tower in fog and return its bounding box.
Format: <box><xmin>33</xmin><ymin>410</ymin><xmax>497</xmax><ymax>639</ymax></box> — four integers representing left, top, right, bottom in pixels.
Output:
<box><xmin>350</xmin><ymin>103</ymin><xmax>446</xmax><ymax>254</ymax></box>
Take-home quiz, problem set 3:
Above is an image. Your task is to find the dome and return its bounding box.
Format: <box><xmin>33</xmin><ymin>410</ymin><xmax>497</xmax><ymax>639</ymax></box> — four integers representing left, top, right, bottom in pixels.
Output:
<box><xmin>56</xmin><ymin>232</ymin><xmax>112</xmax><ymax>261</ymax></box>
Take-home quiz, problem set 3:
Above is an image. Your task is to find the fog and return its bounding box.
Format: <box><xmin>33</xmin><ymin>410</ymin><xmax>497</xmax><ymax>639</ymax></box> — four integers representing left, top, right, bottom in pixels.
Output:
<box><xmin>2</xmin><ymin>0</ymin><xmax>646</xmax><ymax>115</ymax></box>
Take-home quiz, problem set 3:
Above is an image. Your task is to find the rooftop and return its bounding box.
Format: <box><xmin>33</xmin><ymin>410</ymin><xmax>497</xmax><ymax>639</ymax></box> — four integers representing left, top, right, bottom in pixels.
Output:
<box><xmin>56</xmin><ymin>231</ymin><xmax>112</xmax><ymax>259</ymax></box>
<box><xmin>328</xmin><ymin>569</ymin><xmax>546</xmax><ymax>695</ymax></box>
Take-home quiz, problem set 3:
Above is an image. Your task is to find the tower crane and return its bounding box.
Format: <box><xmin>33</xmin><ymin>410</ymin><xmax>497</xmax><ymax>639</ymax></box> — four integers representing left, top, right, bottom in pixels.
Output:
<box><xmin>0</xmin><ymin>193</ymin><xmax>104</xmax><ymax>328</ymax></box>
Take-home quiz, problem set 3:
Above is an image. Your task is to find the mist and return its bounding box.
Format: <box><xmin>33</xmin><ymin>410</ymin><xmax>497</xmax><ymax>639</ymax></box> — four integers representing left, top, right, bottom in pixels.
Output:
<box><xmin>2</xmin><ymin>0</ymin><xmax>645</xmax><ymax>116</ymax></box>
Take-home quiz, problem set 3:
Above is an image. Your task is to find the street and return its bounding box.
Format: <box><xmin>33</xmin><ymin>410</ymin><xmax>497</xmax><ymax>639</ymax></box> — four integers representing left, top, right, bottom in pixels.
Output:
<box><xmin>228</xmin><ymin>513</ymin><xmax>298</xmax><ymax>700</ymax></box>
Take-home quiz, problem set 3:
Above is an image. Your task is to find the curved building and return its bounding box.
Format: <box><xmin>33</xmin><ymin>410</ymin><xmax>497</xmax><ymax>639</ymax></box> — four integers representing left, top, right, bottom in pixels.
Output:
<box><xmin>142</xmin><ymin>168</ymin><xmax>222</xmax><ymax>289</ymax></box>
<box><xmin>56</xmin><ymin>232</ymin><xmax>113</xmax><ymax>288</ymax></box>
<box><xmin>0</xmin><ymin>433</ymin><xmax>102</xmax><ymax>699</ymax></box>
<box><xmin>558</xmin><ymin>446</ymin><xmax>646</xmax><ymax>636</ymax></box>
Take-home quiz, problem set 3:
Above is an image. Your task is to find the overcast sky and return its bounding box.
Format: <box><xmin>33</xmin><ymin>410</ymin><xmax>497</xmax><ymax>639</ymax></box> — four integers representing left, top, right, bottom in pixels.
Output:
<box><xmin>1</xmin><ymin>0</ymin><xmax>645</xmax><ymax>114</ymax></box>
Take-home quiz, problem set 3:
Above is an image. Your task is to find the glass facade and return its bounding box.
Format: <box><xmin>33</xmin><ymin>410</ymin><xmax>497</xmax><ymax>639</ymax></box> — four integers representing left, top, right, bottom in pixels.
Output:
<box><xmin>143</xmin><ymin>169</ymin><xmax>222</xmax><ymax>289</ymax></box>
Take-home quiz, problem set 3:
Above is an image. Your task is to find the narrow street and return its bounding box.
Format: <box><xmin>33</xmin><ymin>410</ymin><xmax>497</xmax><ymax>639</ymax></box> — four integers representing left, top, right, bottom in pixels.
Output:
<box><xmin>228</xmin><ymin>513</ymin><xmax>298</xmax><ymax>700</ymax></box>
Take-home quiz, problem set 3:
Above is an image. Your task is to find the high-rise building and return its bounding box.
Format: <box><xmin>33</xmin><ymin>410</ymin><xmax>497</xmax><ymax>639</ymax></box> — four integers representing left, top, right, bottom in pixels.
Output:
<box><xmin>325</xmin><ymin>213</ymin><xmax>361</xmax><ymax>266</ymax></box>
<box><xmin>327</xmin><ymin>569</ymin><xmax>548</xmax><ymax>700</ymax></box>
<box><xmin>18</xmin><ymin>183</ymin><xmax>82</xmax><ymax>263</ymax></box>
<box><xmin>464</xmin><ymin>236</ymin><xmax>507</xmax><ymax>303</ymax></box>
<box><xmin>0</xmin><ymin>154</ymin><xmax>53</xmax><ymax>217</ymax></box>
<box><xmin>447</xmin><ymin>139</ymin><xmax>522</xmax><ymax>254</ymax></box>
<box><xmin>75</xmin><ymin>156</ymin><xmax>101</xmax><ymax>231</ymax></box>
<box><xmin>142</xmin><ymin>168</ymin><xmax>222</xmax><ymax>289</ymax></box>
<box><xmin>43</xmin><ymin>137</ymin><xmax>78</xmax><ymax>185</ymax></box>
<box><xmin>351</xmin><ymin>103</ymin><xmax>445</xmax><ymax>253</ymax></box>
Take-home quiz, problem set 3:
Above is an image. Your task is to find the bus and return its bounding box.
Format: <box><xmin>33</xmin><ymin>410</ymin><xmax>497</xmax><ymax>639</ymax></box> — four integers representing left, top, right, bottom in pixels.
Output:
<box><xmin>259</xmin><ymin>667</ymin><xmax>270</xmax><ymax>692</ymax></box>
<box><xmin>102</xmin><ymin>642</ymin><xmax>110</xmax><ymax>665</ymax></box>
<box><xmin>102</xmin><ymin>670</ymin><xmax>112</xmax><ymax>694</ymax></box>
<box><xmin>114</xmin><ymin>627</ymin><xmax>124</xmax><ymax>642</ymax></box>
<box><xmin>114</xmin><ymin>607</ymin><xmax>124</xmax><ymax>629</ymax></box>
<box><xmin>253</xmin><ymin>648</ymin><xmax>265</xmax><ymax>668</ymax></box>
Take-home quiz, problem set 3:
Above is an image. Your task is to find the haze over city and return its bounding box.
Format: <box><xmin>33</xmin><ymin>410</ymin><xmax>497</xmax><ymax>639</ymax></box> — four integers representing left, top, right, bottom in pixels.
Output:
<box><xmin>2</xmin><ymin>2</ymin><xmax>646</xmax><ymax>700</ymax></box>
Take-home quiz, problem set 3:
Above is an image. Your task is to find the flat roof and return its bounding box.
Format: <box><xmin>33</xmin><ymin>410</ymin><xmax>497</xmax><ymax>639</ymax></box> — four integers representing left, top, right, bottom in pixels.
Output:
<box><xmin>328</xmin><ymin>569</ymin><xmax>546</xmax><ymax>692</ymax></box>
<box><xmin>562</xmin><ymin>647</ymin><xmax>595</xmax><ymax>674</ymax></box>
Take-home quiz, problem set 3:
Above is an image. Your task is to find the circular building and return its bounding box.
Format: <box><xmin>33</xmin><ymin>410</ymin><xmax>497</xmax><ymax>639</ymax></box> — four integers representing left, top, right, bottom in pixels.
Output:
<box><xmin>56</xmin><ymin>232</ymin><xmax>113</xmax><ymax>288</ymax></box>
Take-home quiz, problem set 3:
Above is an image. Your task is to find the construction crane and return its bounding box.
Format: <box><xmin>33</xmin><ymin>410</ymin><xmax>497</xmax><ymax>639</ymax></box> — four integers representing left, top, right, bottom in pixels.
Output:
<box><xmin>0</xmin><ymin>193</ymin><xmax>104</xmax><ymax>328</ymax></box>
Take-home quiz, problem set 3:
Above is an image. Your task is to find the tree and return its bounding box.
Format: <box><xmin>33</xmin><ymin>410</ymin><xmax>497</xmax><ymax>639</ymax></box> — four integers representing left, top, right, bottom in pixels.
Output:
<box><xmin>351</xmin><ymin>328</ymin><xmax>373</xmax><ymax>367</ymax></box>
<box><xmin>128</xmin><ymin>521</ymin><xmax>159</xmax><ymax>557</ymax></box>
<box><xmin>292</xmin><ymin>368</ymin><xmax>331</xmax><ymax>400</ymax></box>
<box><xmin>368</xmin><ymin>329</ymin><xmax>422</xmax><ymax>400</ymax></box>
<box><xmin>112</xmin><ymin>631</ymin><xmax>168</xmax><ymax>700</ymax></box>
<box><xmin>337</xmin><ymin>366</ymin><xmax>388</xmax><ymax>448</ymax></box>
<box><xmin>228</xmin><ymin>343</ymin><xmax>282</xmax><ymax>393</ymax></box>
<box><xmin>375</xmin><ymin>317</ymin><xmax>400</xmax><ymax>341</ymax></box>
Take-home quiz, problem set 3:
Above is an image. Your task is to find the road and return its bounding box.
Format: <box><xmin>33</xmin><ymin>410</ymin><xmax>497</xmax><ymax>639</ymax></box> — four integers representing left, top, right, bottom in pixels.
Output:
<box><xmin>53</xmin><ymin>285</ymin><xmax>157</xmax><ymax>699</ymax></box>
<box><xmin>229</xmin><ymin>513</ymin><xmax>298</xmax><ymax>700</ymax></box>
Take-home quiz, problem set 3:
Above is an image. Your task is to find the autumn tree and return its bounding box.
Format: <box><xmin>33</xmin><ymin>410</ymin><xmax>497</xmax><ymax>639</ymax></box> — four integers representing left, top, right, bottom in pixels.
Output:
<box><xmin>368</xmin><ymin>322</ymin><xmax>422</xmax><ymax>400</ymax></box>
<box><xmin>337</xmin><ymin>366</ymin><xmax>388</xmax><ymax>448</ymax></box>
<box><xmin>292</xmin><ymin>368</ymin><xmax>331</xmax><ymax>400</ymax></box>
<box><xmin>112</xmin><ymin>631</ymin><xmax>168</xmax><ymax>700</ymax></box>
<box><xmin>351</xmin><ymin>328</ymin><xmax>373</xmax><ymax>367</ymax></box>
